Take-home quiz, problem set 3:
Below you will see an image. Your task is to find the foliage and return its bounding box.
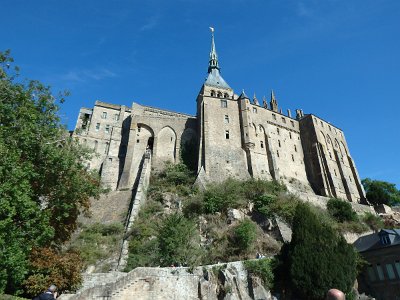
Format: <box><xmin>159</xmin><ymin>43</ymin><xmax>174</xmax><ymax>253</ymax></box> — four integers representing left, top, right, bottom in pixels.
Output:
<box><xmin>288</xmin><ymin>203</ymin><xmax>357</xmax><ymax>299</ymax></box>
<box><xmin>362</xmin><ymin>212</ymin><xmax>384</xmax><ymax>231</ymax></box>
<box><xmin>233</xmin><ymin>219</ymin><xmax>257</xmax><ymax>252</ymax></box>
<box><xmin>0</xmin><ymin>50</ymin><xmax>104</xmax><ymax>295</ymax></box>
<box><xmin>362</xmin><ymin>178</ymin><xmax>400</xmax><ymax>206</ymax></box>
<box><xmin>68</xmin><ymin>223</ymin><xmax>124</xmax><ymax>269</ymax></box>
<box><xmin>244</xmin><ymin>258</ymin><xmax>275</xmax><ymax>290</ymax></box>
<box><xmin>23</xmin><ymin>248</ymin><xmax>82</xmax><ymax>297</ymax></box>
<box><xmin>327</xmin><ymin>198</ymin><xmax>357</xmax><ymax>223</ymax></box>
<box><xmin>158</xmin><ymin>213</ymin><xmax>201</xmax><ymax>266</ymax></box>
<box><xmin>203</xmin><ymin>178</ymin><xmax>286</xmax><ymax>215</ymax></box>
<box><xmin>180</xmin><ymin>138</ymin><xmax>198</xmax><ymax>172</ymax></box>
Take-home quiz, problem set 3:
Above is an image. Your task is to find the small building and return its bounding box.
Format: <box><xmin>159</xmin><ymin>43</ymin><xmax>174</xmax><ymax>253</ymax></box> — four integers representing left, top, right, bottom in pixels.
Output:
<box><xmin>354</xmin><ymin>229</ymin><xmax>400</xmax><ymax>300</ymax></box>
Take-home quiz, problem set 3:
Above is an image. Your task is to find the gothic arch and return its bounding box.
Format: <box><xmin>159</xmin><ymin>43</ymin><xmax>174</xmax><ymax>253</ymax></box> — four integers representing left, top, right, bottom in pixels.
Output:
<box><xmin>157</xmin><ymin>126</ymin><xmax>177</xmax><ymax>162</ymax></box>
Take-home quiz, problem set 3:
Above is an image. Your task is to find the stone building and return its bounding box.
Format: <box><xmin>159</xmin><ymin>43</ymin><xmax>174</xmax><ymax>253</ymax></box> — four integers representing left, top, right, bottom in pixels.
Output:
<box><xmin>73</xmin><ymin>30</ymin><xmax>366</xmax><ymax>203</ymax></box>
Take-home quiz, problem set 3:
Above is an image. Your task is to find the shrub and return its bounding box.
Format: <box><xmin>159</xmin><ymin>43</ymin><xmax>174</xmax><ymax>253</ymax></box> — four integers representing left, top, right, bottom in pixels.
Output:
<box><xmin>158</xmin><ymin>213</ymin><xmax>201</xmax><ymax>266</ymax></box>
<box><xmin>233</xmin><ymin>219</ymin><xmax>257</xmax><ymax>252</ymax></box>
<box><xmin>363</xmin><ymin>212</ymin><xmax>384</xmax><ymax>231</ymax></box>
<box><xmin>288</xmin><ymin>203</ymin><xmax>357</xmax><ymax>299</ymax></box>
<box><xmin>254</xmin><ymin>194</ymin><xmax>277</xmax><ymax>218</ymax></box>
<box><xmin>327</xmin><ymin>198</ymin><xmax>357</xmax><ymax>222</ymax></box>
<box><xmin>245</xmin><ymin>258</ymin><xmax>275</xmax><ymax>289</ymax></box>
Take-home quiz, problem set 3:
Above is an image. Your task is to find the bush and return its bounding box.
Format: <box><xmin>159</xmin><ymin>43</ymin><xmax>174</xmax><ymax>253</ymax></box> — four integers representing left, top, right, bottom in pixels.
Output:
<box><xmin>327</xmin><ymin>198</ymin><xmax>357</xmax><ymax>222</ymax></box>
<box><xmin>233</xmin><ymin>219</ymin><xmax>257</xmax><ymax>252</ymax></box>
<box><xmin>288</xmin><ymin>203</ymin><xmax>357</xmax><ymax>299</ymax></box>
<box><xmin>363</xmin><ymin>212</ymin><xmax>384</xmax><ymax>231</ymax></box>
<box><xmin>245</xmin><ymin>258</ymin><xmax>275</xmax><ymax>289</ymax></box>
<box><xmin>158</xmin><ymin>213</ymin><xmax>201</xmax><ymax>266</ymax></box>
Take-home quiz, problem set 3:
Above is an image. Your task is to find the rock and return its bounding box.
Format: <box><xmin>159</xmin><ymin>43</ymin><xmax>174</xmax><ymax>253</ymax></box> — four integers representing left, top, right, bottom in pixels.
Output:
<box><xmin>375</xmin><ymin>204</ymin><xmax>392</xmax><ymax>214</ymax></box>
<box><xmin>85</xmin><ymin>265</ymin><xmax>95</xmax><ymax>274</ymax></box>
<box><xmin>227</xmin><ymin>208</ymin><xmax>245</xmax><ymax>223</ymax></box>
<box><xmin>275</xmin><ymin>218</ymin><xmax>292</xmax><ymax>243</ymax></box>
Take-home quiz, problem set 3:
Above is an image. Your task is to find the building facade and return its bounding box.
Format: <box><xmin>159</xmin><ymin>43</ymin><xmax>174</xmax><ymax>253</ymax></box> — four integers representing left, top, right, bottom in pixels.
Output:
<box><xmin>73</xmin><ymin>31</ymin><xmax>366</xmax><ymax>203</ymax></box>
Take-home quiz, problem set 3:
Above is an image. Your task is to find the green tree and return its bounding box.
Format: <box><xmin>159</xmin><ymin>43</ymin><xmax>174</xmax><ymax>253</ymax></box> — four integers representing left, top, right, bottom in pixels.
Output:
<box><xmin>362</xmin><ymin>178</ymin><xmax>400</xmax><ymax>206</ymax></box>
<box><xmin>233</xmin><ymin>219</ymin><xmax>257</xmax><ymax>251</ymax></box>
<box><xmin>288</xmin><ymin>203</ymin><xmax>357</xmax><ymax>299</ymax></box>
<box><xmin>0</xmin><ymin>50</ymin><xmax>104</xmax><ymax>295</ymax></box>
<box><xmin>158</xmin><ymin>213</ymin><xmax>200</xmax><ymax>266</ymax></box>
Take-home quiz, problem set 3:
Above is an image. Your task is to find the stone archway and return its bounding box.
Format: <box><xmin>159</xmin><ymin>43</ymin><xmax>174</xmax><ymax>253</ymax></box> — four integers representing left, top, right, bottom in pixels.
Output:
<box><xmin>156</xmin><ymin>126</ymin><xmax>177</xmax><ymax>163</ymax></box>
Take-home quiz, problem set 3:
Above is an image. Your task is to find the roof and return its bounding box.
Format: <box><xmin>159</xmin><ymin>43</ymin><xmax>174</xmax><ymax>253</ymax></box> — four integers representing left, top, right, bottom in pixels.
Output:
<box><xmin>204</xmin><ymin>68</ymin><xmax>232</xmax><ymax>90</ymax></box>
<box><xmin>353</xmin><ymin>229</ymin><xmax>400</xmax><ymax>252</ymax></box>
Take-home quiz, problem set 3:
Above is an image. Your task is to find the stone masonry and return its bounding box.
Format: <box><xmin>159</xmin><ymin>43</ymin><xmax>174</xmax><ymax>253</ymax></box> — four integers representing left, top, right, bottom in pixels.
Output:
<box><xmin>73</xmin><ymin>30</ymin><xmax>366</xmax><ymax>203</ymax></box>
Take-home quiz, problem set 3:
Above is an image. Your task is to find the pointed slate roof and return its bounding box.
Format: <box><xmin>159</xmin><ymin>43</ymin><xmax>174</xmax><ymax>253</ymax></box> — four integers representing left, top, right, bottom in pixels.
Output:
<box><xmin>204</xmin><ymin>28</ymin><xmax>232</xmax><ymax>90</ymax></box>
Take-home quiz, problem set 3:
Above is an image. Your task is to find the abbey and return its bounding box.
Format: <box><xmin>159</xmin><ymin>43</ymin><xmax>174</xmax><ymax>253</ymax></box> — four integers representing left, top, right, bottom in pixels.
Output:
<box><xmin>73</xmin><ymin>31</ymin><xmax>366</xmax><ymax>203</ymax></box>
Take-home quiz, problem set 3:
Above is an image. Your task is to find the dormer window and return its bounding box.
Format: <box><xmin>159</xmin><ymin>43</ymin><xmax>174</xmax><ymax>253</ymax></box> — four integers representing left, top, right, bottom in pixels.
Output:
<box><xmin>381</xmin><ymin>234</ymin><xmax>391</xmax><ymax>245</ymax></box>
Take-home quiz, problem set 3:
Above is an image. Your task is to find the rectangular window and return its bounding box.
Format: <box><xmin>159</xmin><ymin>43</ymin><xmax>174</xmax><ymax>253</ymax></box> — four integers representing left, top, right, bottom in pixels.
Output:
<box><xmin>272</xmin><ymin>114</ymin><xmax>276</xmax><ymax>120</ymax></box>
<box><xmin>376</xmin><ymin>264</ymin><xmax>385</xmax><ymax>281</ymax></box>
<box><xmin>290</xmin><ymin>120</ymin><xmax>294</xmax><ymax>127</ymax></box>
<box><xmin>395</xmin><ymin>261</ymin><xmax>400</xmax><ymax>277</ymax></box>
<box><xmin>95</xmin><ymin>123</ymin><xmax>100</xmax><ymax>131</ymax></box>
<box><xmin>253</xmin><ymin>107</ymin><xmax>257</xmax><ymax>113</ymax></box>
<box><xmin>367</xmin><ymin>266</ymin><xmax>376</xmax><ymax>282</ymax></box>
<box><xmin>114</xmin><ymin>114</ymin><xmax>119</xmax><ymax>121</ymax></box>
<box><xmin>282</xmin><ymin>117</ymin><xmax>286</xmax><ymax>123</ymax></box>
<box><xmin>225</xmin><ymin>130</ymin><xmax>230</xmax><ymax>139</ymax></box>
<box><xmin>221</xmin><ymin>100</ymin><xmax>227</xmax><ymax>108</ymax></box>
<box><xmin>289</xmin><ymin>132</ymin><xmax>292</xmax><ymax>139</ymax></box>
<box><xmin>261</xmin><ymin>141</ymin><xmax>264</xmax><ymax>148</ymax></box>
<box><xmin>294</xmin><ymin>145</ymin><xmax>297</xmax><ymax>152</ymax></box>
<box><xmin>291</xmin><ymin>154</ymin><xmax>294</xmax><ymax>162</ymax></box>
<box><xmin>102</xmin><ymin>112</ymin><xmax>107</xmax><ymax>119</ymax></box>
<box><xmin>277</xmin><ymin>127</ymin><xmax>280</xmax><ymax>135</ymax></box>
<box><xmin>386</xmin><ymin>264</ymin><xmax>396</xmax><ymax>280</ymax></box>
<box><xmin>320</xmin><ymin>121</ymin><xmax>324</xmax><ymax>127</ymax></box>
<box><xmin>224</xmin><ymin>115</ymin><xmax>229</xmax><ymax>123</ymax></box>
<box><xmin>278</xmin><ymin>140</ymin><xmax>281</xmax><ymax>147</ymax></box>
<box><xmin>138</xmin><ymin>126</ymin><xmax>141</xmax><ymax>132</ymax></box>
<box><xmin>105</xmin><ymin>125</ymin><xmax>110</xmax><ymax>133</ymax></box>
<box><xmin>276</xmin><ymin>150</ymin><xmax>279</xmax><ymax>157</ymax></box>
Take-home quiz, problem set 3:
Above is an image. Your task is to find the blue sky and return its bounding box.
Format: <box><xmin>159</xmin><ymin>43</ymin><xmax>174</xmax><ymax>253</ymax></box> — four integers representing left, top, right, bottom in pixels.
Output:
<box><xmin>2</xmin><ymin>0</ymin><xmax>399</xmax><ymax>187</ymax></box>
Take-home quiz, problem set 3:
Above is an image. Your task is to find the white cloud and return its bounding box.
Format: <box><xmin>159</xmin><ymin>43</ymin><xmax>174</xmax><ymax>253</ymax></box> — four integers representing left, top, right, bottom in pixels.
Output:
<box><xmin>60</xmin><ymin>67</ymin><xmax>117</xmax><ymax>83</ymax></box>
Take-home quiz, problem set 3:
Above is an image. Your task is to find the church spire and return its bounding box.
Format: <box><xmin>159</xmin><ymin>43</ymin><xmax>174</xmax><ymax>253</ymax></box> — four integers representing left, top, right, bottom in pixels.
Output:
<box><xmin>204</xmin><ymin>27</ymin><xmax>231</xmax><ymax>90</ymax></box>
<box><xmin>270</xmin><ymin>90</ymin><xmax>278</xmax><ymax>112</ymax></box>
<box><xmin>208</xmin><ymin>27</ymin><xmax>220</xmax><ymax>73</ymax></box>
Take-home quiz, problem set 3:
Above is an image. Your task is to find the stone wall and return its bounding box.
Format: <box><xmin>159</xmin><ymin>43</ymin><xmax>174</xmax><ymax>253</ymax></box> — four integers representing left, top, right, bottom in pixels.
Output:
<box><xmin>59</xmin><ymin>261</ymin><xmax>275</xmax><ymax>300</ymax></box>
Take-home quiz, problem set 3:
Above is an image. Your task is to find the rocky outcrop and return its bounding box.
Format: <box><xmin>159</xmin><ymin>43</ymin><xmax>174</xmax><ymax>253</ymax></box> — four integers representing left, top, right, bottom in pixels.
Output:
<box><xmin>59</xmin><ymin>261</ymin><xmax>275</xmax><ymax>300</ymax></box>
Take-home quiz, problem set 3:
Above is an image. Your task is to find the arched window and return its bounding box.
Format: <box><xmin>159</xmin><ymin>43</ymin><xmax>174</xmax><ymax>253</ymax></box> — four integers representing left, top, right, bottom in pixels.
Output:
<box><xmin>224</xmin><ymin>93</ymin><xmax>229</xmax><ymax>98</ymax></box>
<box><xmin>211</xmin><ymin>90</ymin><xmax>215</xmax><ymax>97</ymax></box>
<box><xmin>217</xmin><ymin>92</ymin><xmax>222</xmax><ymax>98</ymax></box>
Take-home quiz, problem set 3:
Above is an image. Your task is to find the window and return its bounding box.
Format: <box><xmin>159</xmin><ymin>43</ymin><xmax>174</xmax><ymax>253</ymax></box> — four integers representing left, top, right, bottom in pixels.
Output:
<box><xmin>294</xmin><ymin>145</ymin><xmax>297</xmax><ymax>152</ymax></box>
<box><xmin>278</xmin><ymin>140</ymin><xmax>281</xmax><ymax>147</ymax></box>
<box><xmin>381</xmin><ymin>235</ymin><xmax>391</xmax><ymax>245</ymax></box>
<box><xmin>224</xmin><ymin>115</ymin><xmax>229</xmax><ymax>123</ymax></box>
<box><xmin>221</xmin><ymin>100</ymin><xmax>227</xmax><ymax>108</ymax></box>
<box><xmin>272</xmin><ymin>114</ymin><xmax>276</xmax><ymax>120</ymax></box>
<box><xmin>95</xmin><ymin>123</ymin><xmax>100</xmax><ymax>131</ymax></box>
<box><xmin>386</xmin><ymin>264</ymin><xmax>396</xmax><ymax>280</ymax></box>
<box><xmin>104</xmin><ymin>142</ymin><xmax>109</xmax><ymax>154</ymax></box>
<box><xmin>224</xmin><ymin>93</ymin><xmax>229</xmax><ymax>98</ymax></box>
<box><xmin>225</xmin><ymin>130</ymin><xmax>230</xmax><ymax>139</ymax></box>
<box><xmin>367</xmin><ymin>266</ymin><xmax>376</xmax><ymax>282</ymax></box>
<box><xmin>395</xmin><ymin>261</ymin><xmax>400</xmax><ymax>277</ymax></box>
<box><xmin>217</xmin><ymin>92</ymin><xmax>222</xmax><ymax>98</ymax></box>
<box><xmin>253</xmin><ymin>107</ymin><xmax>257</xmax><ymax>113</ymax></box>
<box><xmin>114</xmin><ymin>114</ymin><xmax>119</xmax><ymax>121</ymax></box>
<box><xmin>289</xmin><ymin>132</ymin><xmax>292</xmax><ymax>139</ymax></box>
<box><xmin>376</xmin><ymin>264</ymin><xmax>385</xmax><ymax>281</ymax></box>
<box><xmin>291</xmin><ymin>154</ymin><xmax>294</xmax><ymax>162</ymax></box>
<box><xmin>211</xmin><ymin>90</ymin><xmax>215</xmax><ymax>97</ymax></box>
<box><xmin>334</xmin><ymin>169</ymin><xmax>337</xmax><ymax>176</ymax></box>
<box><xmin>320</xmin><ymin>121</ymin><xmax>324</xmax><ymax>127</ymax></box>
<box><xmin>329</xmin><ymin>152</ymin><xmax>332</xmax><ymax>159</ymax></box>
<box><xmin>329</xmin><ymin>125</ymin><xmax>332</xmax><ymax>131</ymax></box>
<box><xmin>282</xmin><ymin>117</ymin><xmax>286</xmax><ymax>123</ymax></box>
<box><xmin>136</xmin><ymin>139</ymin><xmax>140</xmax><ymax>143</ymax></box>
<box><xmin>290</xmin><ymin>120</ymin><xmax>294</xmax><ymax>127</ymax></box>
<box><xmin>276</xmin><ymin>150</ymin><xmax>279</xmax><ymax>157</ymax></box>
<box><xmin>138</xmin><ymin>126</ymin><xmax>141</xmax><ymax>132</ymax></box>
<box><xmin>102</xmin><ymin>112</ymin><xmax>107</xmax><ymax>119</ymax></box>
<box><xmin>277</xmin><ymin>128</ymin><xmax>280</xmax><ymax>135</ymax></box>
<box><xmin>261</xmin><ymin>141</ymin><xmax>264</xmax><ymax>148</ymax></box>
<box><xmin>105</xmin><ymin>125</ymin><xmax>110</xmax><ymax>133</ymax></box>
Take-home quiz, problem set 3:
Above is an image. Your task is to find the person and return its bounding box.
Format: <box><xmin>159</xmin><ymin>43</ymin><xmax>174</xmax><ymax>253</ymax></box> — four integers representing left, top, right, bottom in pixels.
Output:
<box><xmin>326</xmin><ymin>288</ymin><xmax>345</xmax><ymax>300</ymax></box>
<box><xmin>33</xmin><ymin>284</ymin><xmax>58</xmax><ymax>300</ymax></box>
